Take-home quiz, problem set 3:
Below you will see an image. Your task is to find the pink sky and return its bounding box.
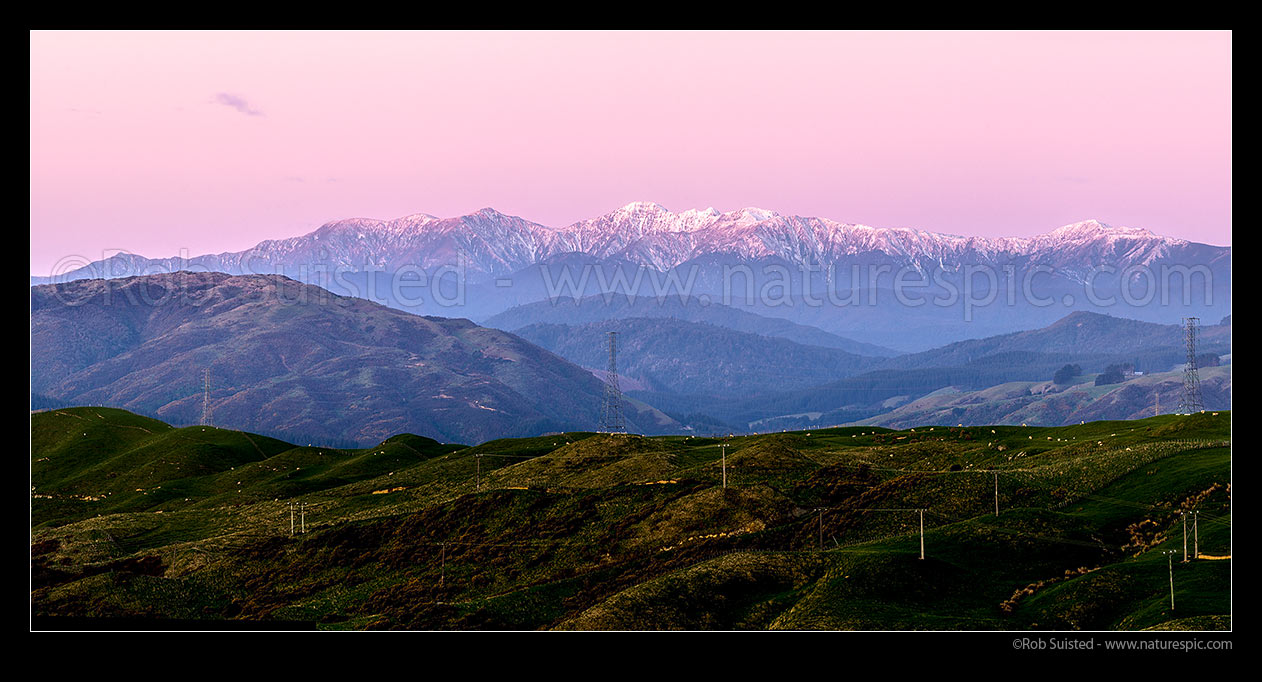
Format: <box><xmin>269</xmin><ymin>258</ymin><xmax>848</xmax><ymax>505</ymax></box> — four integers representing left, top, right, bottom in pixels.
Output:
<box><xmin>30</xmin><ymin>30</ymin><xmax>1232</xmax><ymax>275</ymax></box>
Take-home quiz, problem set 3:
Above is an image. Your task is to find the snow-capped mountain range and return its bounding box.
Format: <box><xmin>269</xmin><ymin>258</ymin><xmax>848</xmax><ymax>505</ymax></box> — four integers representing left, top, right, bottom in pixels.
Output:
<box><xmin>33</xmin><ymin>202</ymin><xmax>1229</xmax><ymax>285</ymax></box>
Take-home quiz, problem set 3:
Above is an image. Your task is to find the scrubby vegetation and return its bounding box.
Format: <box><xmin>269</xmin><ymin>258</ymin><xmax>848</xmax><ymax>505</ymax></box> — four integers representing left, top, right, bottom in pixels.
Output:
<box><xmin>30</xmin><ymin>407</ymin><xmax>1231</xmax><ymax>630</ymax></box>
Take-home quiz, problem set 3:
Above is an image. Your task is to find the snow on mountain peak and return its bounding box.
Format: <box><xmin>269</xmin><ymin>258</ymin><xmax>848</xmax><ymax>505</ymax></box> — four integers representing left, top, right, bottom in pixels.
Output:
<box><xmin>733</xmin><ymin>207</ymin><xmax>779</xmax><ymax>223</ymax></box>
<box><xmin>305</xmin><ymin>209</ymin><xmax>1193</xmax><ymax>276</ymax></box>
<box><xmin>675</xmin><ymin>207</ymin><xmax>720</xmax><ymax>227</ymax></box>
<box><xmin>618</xmin><ymin>201</ymin><xmax>670</xmax><ymax>213</ymax></box>
<box><xmin>1051</xmin><ymin>219</ymin><xmax>1113</xmax><ymax>235</ymax></box>
<box><xmin>1045</xmin><ymin>219</ymin><xmax>1167</xmax><ymax>243</ymax></box>
<box><xmin>40</xmin><ymin>203</ymin><xmax>1220</xmax><ymax>290</ymax></box>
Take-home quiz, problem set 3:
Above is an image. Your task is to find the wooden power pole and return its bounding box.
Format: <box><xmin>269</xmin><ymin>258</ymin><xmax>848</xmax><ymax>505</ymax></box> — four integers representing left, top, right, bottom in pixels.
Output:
<box><xmin>1182</xmin><ymin>513</ymin><xmax>1189</xmax><ymax>562</ymax></box>
<box><xmin>919</xmin><ymin>509</ymin><xmax>925</xmax><ymax>560</ymax></box>
<box><xmin>994</xmin><ymin>472</ymin><xmax>999</xmax><ymax>517</ymax></box>
<box><xmin>1194</xmin><ymin>511</ymin><xmax>1199</xmax><ymax>559</ymax></box>
<box><xmin>1164</xmin><ymin>550</ymin><xmax>1177</xmax><ymax>610</ymax></box>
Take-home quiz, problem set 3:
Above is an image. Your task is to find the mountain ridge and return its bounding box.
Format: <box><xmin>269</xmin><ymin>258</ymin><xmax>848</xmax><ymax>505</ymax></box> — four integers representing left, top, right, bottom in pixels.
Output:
<box><xmin>484</xmin><ymin>294</ymin><xmax>899</xmax><ymax>357</ymax></box>
<box><xmin>513</xmin><ymin>316</ymin><xmax>878</xmax><ymax>397</ymax></box>
<box><xmin>875</xmin><ymin>310</ymin><xmax>1232</xmax><ymax>372</ymax></box>
<box><xmin>32</xmin><ymin>203</ymin><xmax>1228</xmax><ymax>285</ymax></box>
<box><xmin>31</xmin><ymin>272</ymin><xmax>678</xmax><ymax>444</ymax></box>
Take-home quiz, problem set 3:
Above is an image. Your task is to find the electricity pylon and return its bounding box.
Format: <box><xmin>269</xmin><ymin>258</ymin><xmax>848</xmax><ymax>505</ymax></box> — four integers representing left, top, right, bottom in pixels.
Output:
<box><xmin>599</xmin><ymin>331</ymin><xmax>625</xmax><ymax>433</ymax></box>
<box><xmin>1178</xmin><ymin>318</ymin><xmax>1204</xmax><ymax>413</ymax></box>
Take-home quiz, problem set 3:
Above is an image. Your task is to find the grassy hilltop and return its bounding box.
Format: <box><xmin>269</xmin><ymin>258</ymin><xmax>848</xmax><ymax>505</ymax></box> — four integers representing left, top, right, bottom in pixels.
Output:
<box><xmin>31</xmin><ymin>407</ymin><xmax>1231</xmax><ymax>630</ymax></box>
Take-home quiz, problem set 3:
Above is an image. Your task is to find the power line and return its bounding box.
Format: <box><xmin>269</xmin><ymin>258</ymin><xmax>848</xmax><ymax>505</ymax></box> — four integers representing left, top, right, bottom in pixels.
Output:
<box><xmin>953</xmin><ymin>515</ymin><xmax>1109</xmax><ymax>550</ymax></box>
<box><xmin>52</xmin><ymin>415</ymin><xmax>1232</xmax><ymax>598</ymax></box>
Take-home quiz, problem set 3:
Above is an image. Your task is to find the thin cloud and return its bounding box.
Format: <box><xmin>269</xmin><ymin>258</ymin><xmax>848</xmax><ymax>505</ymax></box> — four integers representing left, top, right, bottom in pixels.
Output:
<box><xmin>213</xmin><ymin>93</ymin><xmax>264</xmax><ymax>117</ymax></box>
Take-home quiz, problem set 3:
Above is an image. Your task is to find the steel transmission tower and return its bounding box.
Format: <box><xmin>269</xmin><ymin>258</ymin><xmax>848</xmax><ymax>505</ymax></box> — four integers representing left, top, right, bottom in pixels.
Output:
<box><xmin>600</xmin><ymin>331</ymin><xmax>625</xmax><ymax>433</ymax></box>
<box><xmin>201</xmin><ymin>368</ymin><xmax>213</xmax><ymax>426</ymax></box>
<box><xmin>1178</xmin><ymin>317</ymin><xmax>1204</xmax><ymax>414</ymax></box>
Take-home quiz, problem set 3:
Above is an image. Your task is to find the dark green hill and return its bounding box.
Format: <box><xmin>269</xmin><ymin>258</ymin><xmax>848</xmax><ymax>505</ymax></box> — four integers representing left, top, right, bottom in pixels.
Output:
<box><xmin>33</xmin><ymin>407</ymin><xmax>289</xmax><ymax>494</ymax></box>
<box><xmin>31</xmin><ymin>408</ymin><xmax>1230</xmax><ymax>631</ymax></box>
<box><xmin>31</xmin><ymin>407</ymin><xmax>465</xmax><ymax>529</ymax></box>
